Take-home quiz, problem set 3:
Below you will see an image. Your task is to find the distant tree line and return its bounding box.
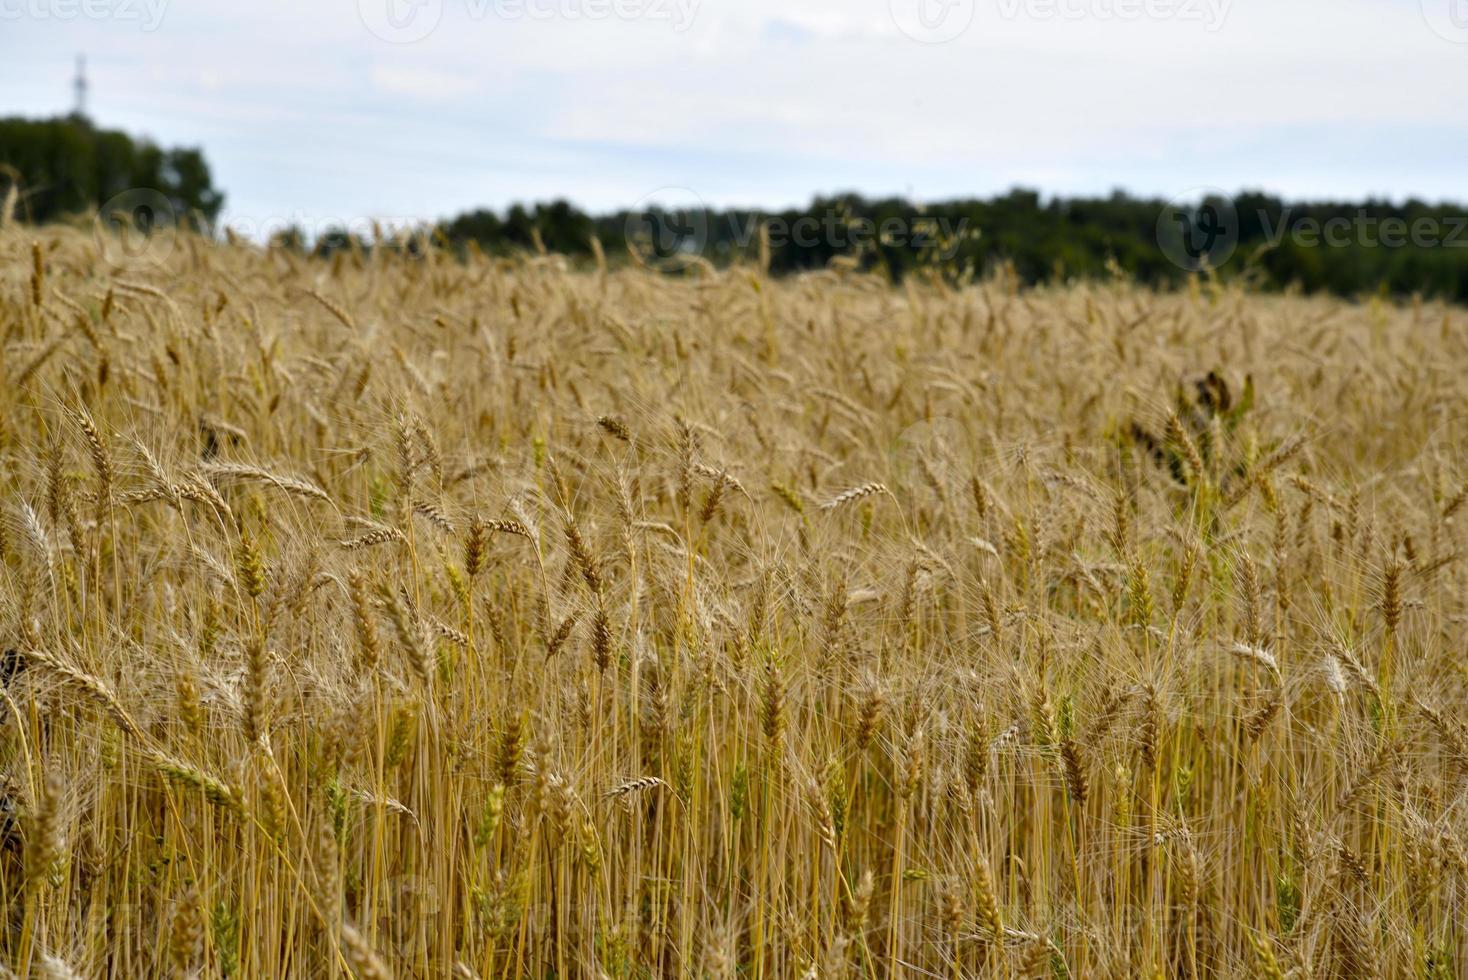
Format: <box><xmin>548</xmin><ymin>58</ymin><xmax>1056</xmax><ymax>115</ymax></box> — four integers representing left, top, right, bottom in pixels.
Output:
<box><xmin>5</xmin><ymin>115</ymin><xmax>1467</xmax><ymax>301</ymax></box>
<box><xmin>429</xmin><ymin>190</ymin><xmax>1468</xmax><ymax>301</ymax></box>
<box><xmin>0</xmin><ymin>114</ymin><xmax>222</xmax><ymax>228</ymax></box>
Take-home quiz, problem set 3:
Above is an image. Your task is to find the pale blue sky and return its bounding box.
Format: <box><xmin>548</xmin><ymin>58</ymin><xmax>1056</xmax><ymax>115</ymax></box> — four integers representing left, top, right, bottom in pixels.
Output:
<box><xmin>3</xmin><ymin>0</ymin><xmax>1466</xmax><ymax>232</ymax></box>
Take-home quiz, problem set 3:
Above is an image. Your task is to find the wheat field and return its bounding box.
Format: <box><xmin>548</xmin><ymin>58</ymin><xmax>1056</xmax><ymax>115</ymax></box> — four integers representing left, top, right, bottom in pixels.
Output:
<box><xmin>1</xmin><ymin>222</ymin><xmax>1466</xmax><ymax>979</ymax></box>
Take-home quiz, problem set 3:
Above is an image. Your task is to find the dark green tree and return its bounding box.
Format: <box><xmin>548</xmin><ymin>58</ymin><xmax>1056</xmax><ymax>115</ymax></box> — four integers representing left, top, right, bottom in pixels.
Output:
<box><xmin>0</xmin><ymin>115</ymin><xmax>223</xmax><ymax>227</ymax></box>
